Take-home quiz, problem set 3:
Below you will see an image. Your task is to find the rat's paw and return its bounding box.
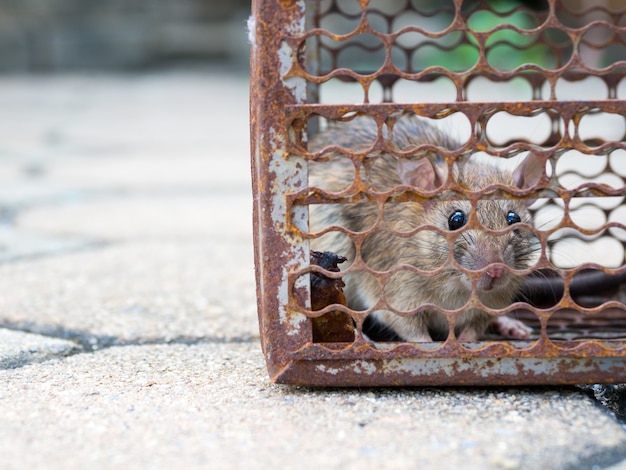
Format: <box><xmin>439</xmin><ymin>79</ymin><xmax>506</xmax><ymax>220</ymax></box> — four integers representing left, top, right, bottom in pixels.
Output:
<box><xmin>489</xmin><ymin>316</ymin><xmax>532</xmax><ymax>339</ymax></box>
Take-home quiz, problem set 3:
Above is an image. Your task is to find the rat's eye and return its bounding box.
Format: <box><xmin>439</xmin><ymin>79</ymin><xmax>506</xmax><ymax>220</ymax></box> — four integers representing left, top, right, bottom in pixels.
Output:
<box><xmin>506</xmin><ymin>211</ymin><xmax>521</xmax><ymax>225</ymax></box>
<box><xmin>448</xmin><ymin>210</ymin><xmax>467</xmax><ymax>231</ymax></box>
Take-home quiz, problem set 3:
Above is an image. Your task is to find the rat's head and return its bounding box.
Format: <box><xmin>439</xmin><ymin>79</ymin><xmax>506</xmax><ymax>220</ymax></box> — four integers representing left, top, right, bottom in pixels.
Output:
<box><xmin>398</xmin><ymin>151</ymin><xmax>543</xmax><ymax>299</ymax></box>
<box><xmin>439</xmin><ymin>198</ymin><xmax>539</xmax><ymax>296</ymax></box>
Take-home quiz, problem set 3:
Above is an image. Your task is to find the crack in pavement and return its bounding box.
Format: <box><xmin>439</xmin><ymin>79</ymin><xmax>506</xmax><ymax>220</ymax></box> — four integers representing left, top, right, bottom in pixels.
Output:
<box><xmin>0</xmin><ymin>321</ymin><xmax>258</xmax><ymax>366</ymax></box>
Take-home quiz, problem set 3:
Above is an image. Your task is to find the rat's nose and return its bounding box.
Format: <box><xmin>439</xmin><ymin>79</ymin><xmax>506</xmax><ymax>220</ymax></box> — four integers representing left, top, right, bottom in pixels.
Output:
<box><xmin>486</xmin><ymin>267</ymin><xmax>503</xmax><ymax>279</ymax></box>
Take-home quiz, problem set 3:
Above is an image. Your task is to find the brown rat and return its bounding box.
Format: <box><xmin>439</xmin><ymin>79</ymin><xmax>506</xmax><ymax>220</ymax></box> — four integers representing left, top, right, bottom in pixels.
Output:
<box><xmin>308</xmin><ymin>115</ymin><xmax>542</xmax><ymax>342</ymax></box>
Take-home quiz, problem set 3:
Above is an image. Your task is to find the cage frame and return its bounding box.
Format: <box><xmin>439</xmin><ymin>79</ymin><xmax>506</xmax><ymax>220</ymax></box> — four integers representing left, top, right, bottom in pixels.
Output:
<box><xmin>249</xmin><ymin>0</ymin><xmax>626</xmax><ymax>386</ymax></box>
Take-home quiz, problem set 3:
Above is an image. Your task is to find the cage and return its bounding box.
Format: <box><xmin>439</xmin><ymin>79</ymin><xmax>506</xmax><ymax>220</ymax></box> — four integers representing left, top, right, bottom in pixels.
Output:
<box><xmin>249</xmin><ymin>0</ymin><xmax>626</xmax><ymax>386</ymax></box>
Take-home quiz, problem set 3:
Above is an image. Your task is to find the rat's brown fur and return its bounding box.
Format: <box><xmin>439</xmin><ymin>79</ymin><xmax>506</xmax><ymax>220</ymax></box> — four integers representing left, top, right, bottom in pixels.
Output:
<box><xmin>309</xmin><ymin>116</ymin><xmax>541</xmax><ymax>342</ymax></box>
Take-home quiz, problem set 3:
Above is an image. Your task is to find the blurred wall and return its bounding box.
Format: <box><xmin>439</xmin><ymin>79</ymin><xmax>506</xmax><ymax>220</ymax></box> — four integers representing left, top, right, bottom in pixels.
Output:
<box><xmin>0</xmin><ymin>0</ymin><xmax>251</xmax><ymax>71</ymax></box>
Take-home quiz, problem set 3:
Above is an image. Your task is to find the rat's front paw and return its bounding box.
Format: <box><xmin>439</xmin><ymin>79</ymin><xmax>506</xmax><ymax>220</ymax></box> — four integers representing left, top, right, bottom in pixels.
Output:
<box><xmin>489</xmin><ymin>316</ymin><xmax>532</xmax><ymax>339</ymax></box>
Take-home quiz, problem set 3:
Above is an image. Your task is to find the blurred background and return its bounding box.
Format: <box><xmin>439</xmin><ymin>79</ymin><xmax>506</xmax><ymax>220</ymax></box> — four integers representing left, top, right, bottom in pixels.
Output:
<box><xmin>0</xmin><ymin>0</ymin><xmax>251</xmax><ymax>72</ymax></box>
<box><xmin>0</xmin><ymin>1</ymin><xmax>254</xmax><ymax>266</ymax></box>
<box><xmin>0</xmin><ymin>0</ymin><xmax>620</xmax><ymax>73</ymax></box>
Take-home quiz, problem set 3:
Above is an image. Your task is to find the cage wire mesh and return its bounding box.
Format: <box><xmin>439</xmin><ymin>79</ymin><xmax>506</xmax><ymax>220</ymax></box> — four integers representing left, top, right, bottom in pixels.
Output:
<box><xmin>250</xmin><ymin>0</ymin><xmax>626</xmax><ymax>385</ymax></box>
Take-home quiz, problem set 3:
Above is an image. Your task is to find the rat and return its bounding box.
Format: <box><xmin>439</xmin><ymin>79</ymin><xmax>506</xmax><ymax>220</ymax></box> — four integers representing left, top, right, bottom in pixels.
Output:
<box><xmin>308</xmin><ymin>115</ymin><xmax>543</xmax><ymax>342</ymax></box>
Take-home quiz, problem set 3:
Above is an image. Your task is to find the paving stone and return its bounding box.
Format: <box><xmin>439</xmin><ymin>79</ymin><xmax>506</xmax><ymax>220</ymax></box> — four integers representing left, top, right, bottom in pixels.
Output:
<box><xmin>0</xmin><ymin>328</ymin><xmax>81</xmax><ymax>369</ymax></box>
<box><xmin>1</xmin><ymin>342</ymin><xmax>625</xmax><ymax>470</ymax></box>
<box><xmin>0</xmin><ymin>239</ymin><xmax>257</xmax><ymax>345</ymax></box>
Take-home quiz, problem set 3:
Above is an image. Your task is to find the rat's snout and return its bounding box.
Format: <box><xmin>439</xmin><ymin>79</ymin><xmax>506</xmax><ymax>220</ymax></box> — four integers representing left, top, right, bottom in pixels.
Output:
<box><xmin>463</xmin><ymin>235</ymin><xmax>505</xmax><ymax>272</ymax></box>
<box><xmin>457</xmin><ymin>233</ymin><xmax>513</xmax><ymax>292</ymax></box>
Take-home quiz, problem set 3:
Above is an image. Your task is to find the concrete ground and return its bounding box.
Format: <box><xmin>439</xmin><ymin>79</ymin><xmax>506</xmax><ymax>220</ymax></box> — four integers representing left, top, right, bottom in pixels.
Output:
<box><xmin>0</xmin><ymin>67</ymin><xmax>625</xmax><ymax>469</ymax></box>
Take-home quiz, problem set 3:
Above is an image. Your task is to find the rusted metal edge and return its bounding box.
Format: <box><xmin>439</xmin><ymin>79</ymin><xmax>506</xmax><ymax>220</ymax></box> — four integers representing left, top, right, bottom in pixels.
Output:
<box><xmin>250</xmin><ymin>0</ymin><xmax>311</xmax><ymax>380</ymax></box>
<box><xmin>272</xmin><ymin>357</ymin><xmax>626</xmax><ymax>387</ymax></box>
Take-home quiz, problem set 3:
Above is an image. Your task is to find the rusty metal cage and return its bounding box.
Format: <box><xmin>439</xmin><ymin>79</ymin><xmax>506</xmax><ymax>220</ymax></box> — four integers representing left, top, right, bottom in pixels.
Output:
<box><xmin>249</xmin><ymin>0</ymin><xmax>626</xmax><ymax>386</ymax></box>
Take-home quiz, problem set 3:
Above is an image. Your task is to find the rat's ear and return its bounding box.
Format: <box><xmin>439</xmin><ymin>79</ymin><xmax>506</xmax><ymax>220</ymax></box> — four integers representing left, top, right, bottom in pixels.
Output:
<box><xmin>397</xmin><ymin>156</ymin><xmax>446</xmax><ymax>190</ymax></box>
<box><xmin>512</xmin><ymin>152</ymin><xmax>544</xmax><ymax>207</ymax></box>
<box><xmin>512</xmin><ymin>152</ymin><xmax>544</xmax><ymax>189</ymax></box>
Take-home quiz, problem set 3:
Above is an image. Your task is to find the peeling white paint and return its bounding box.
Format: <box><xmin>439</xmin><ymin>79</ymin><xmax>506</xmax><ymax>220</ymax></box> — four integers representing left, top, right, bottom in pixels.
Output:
<box><xmin>276</xmin><ymin>273</ymin><xmax>307</xmax><ymax>335</ymax></box>
<box><xmin>318</xmin><ymin>361</ymin><xmax>375</xmax><ymax>377</ymax></box>
<box><xmin>354</xmin><ymin>360</ymin><xmax>377</xmax><ymax>375</ymax></box>
<box><xmin>316</xmin><ymin>364</ymin><xmax>340</xmax><ymax>375</ymax></box>
<box><xmin>291</xmin><ymin>205</ymin><xmax>308</xmax><ymax>233</ymax></box>
<box><xmin>267</xmin><ymin>126</ymin><xmax>310</xmax><ymax>335</ymax></box>
<box><xmin>277</xmin><ymin>41</ymin><xmax>293</xmax><ymax>79</ymax></box>
<box><xmin>382</xmin><ymin>358</ymin><xmax>493</xmax><ymax>377</ymax></box>
<box><xmin>381</xmin><ymin>357</ymin><xmax>598</xmax><ymax>378</ymax></box>
<box><xmin>284</xmin><ymin>0</ymin><xmax>306</xmax><ymax>35</ymax></box>
<box><xmin>258</xmin><ymin>0</ymin><xmax>310</xmax><ymax>341</ymax></box>
<box><xmin>276</xmin><ymin>1</ymin><xmax>307</xmax><ymax>102</ymax></box>
<box><xmin>278</xmin><ymin>41</ymin><xmax>306</xmax><ymax>99</ymax></box>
